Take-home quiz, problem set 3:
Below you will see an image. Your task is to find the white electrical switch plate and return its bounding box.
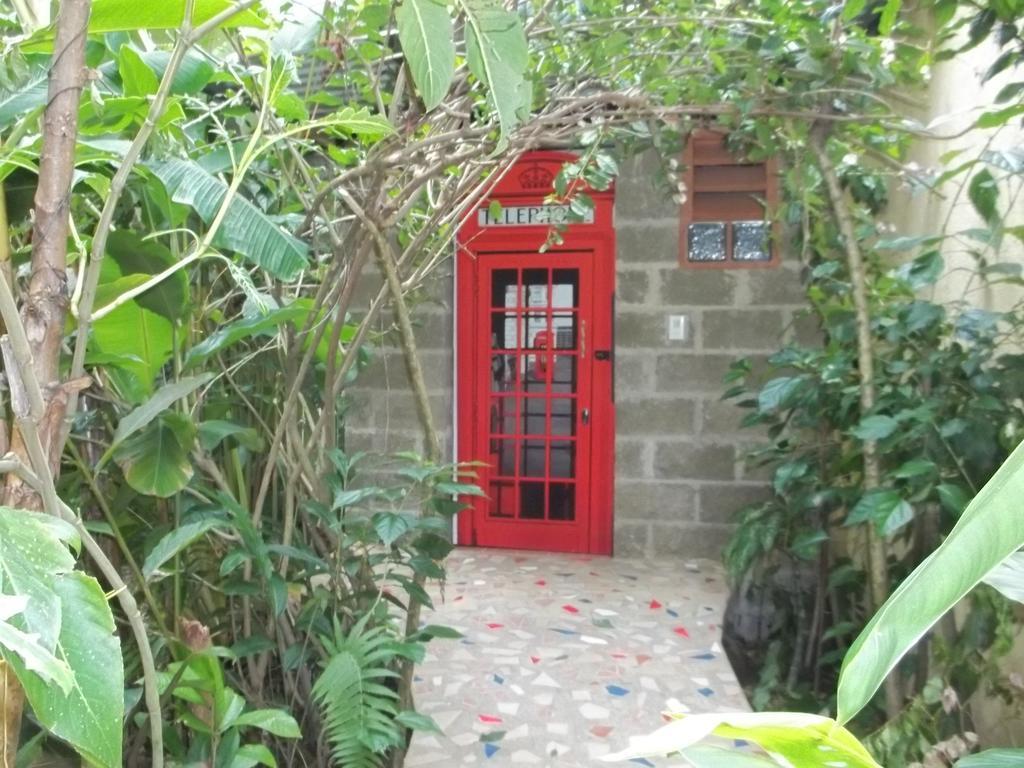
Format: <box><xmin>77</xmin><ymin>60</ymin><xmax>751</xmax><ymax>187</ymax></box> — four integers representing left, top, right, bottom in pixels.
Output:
<box><xmin>668</xmin><ymin>314</ymin><xmax>688</xmax><ymax>342</ymax></box>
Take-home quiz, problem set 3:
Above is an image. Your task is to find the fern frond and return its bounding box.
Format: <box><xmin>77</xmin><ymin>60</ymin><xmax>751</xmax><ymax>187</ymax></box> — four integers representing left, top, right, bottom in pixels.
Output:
<box><xmin>313</xmin><ymin>617</ymin><xmax>403</xmax><ymax>768</ymax></box>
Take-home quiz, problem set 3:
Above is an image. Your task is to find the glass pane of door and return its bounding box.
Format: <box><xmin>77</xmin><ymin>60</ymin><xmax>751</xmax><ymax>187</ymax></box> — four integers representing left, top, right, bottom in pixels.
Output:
<box><xmin>486</xmin><ymin>265</ymin><xmax>580</xmax><ymax>521</ymax></box>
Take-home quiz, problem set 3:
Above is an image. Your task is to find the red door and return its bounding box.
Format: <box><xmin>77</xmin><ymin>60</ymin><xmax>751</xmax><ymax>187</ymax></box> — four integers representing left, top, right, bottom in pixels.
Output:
<box><xmin>456</xmin><ymin>153</ymin><xmax>615</xmax><ymax>554</ymax></box>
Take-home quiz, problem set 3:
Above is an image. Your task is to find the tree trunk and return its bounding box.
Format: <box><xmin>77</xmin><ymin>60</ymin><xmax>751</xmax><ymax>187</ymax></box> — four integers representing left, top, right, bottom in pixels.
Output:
<box><xmin>0</xmin><ymin>0</ymin><xmax>91</xmax><ymax>763</ymax></box>
<box><xmin>810</xmin><ymin>124</ymin><xmax>901</xmax><ymax>719</ymax></box>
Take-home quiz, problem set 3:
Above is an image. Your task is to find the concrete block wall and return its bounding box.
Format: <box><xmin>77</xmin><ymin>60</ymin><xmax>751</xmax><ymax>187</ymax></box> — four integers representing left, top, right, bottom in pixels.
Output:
<box><xmin>344</xmin><ymin>264</ymin><xmax>455</xmax><ymax>463</ymax></box>
<box><xmin>611</xmin><ymin>150</ymin><xmax>809</xmax><ymax>558</ymax></box>
<box><xmin>342</xmin><ymin>149</ymin><xmax>811</xmax><ymax>558</ymax></box>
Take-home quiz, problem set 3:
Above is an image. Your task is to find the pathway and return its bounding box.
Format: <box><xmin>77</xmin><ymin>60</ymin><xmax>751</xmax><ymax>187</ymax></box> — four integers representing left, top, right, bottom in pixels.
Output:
<box><xmin>407</xmin><ymin>549</ymin><xmax>749</xmax><ymax>766</ymax></box>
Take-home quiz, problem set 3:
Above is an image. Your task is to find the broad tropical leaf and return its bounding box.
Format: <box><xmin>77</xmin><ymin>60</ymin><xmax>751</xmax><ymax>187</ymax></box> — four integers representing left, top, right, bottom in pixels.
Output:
<box><xmin>0</xmin><ymin>61</ymin><xmax>47</xmax><ymax>129</ymax></box>
<box><xmin>397</xmin><ymin>0</ymin><xmax>455</xmax><ymax>110</ymax></box>
<box><xmin>92</xmin><ymin>299</ymin><xmax>175</xmax><ymax>403</ymax></box>
<box><xmin>837</xmin><ymin>439</ymin><xmax>1024</xmax><ymax>724</ymax></box>
<box><xmin>459</xmin><ymin>0</ymin><xmax>530</xmax><ymax>146</ymax></box>
<box><xmin>0</xmin><ymin>507</ymin><xmax>77</xmax><ymax>651</ymax></box>
<box><xmin>113</xmin><ymin>412</ymin><xmax>197</xmax><ymax>498</ymax></box>
<box><xmin>982</xmin><ymin>551</ymin><xmax>1024</xmax><ymax>604</ymax></box>
<box><xmin>956</xmin><ymin>750</ymin><xmax>1024</xmax><ymax>767</ymax></box>
<box><xmin>0</xmin><ymin>595</ymin><xmax>73</xmax><ymax>693</ymax></box>
<box><xmin>15</xmin><ymin>572</ymin><xmax>124</xmax><ymax>768</ymax></box>
<box><xmin>602</xmin><ymin>712</ymin><xmax>880</xmax><ymax>768</ymax></box>
<box><xmin>88</xmin><ymin>0</ymin><xmax>264</xmax><ymax>32</ymax></box>
<box><xmin>149</xmin><ymin>158</ymin><xmax>309</xmax><ymax>280</ymax></box>
<box><xmin>103</xmin><ymin>230</ymin><xmax>190</xmax><ymax>321</ymax></box>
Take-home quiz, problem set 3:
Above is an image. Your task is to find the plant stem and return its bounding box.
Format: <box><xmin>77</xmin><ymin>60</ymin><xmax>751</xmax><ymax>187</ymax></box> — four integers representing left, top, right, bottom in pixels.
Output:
<box><xmin>810</xmin><ymin>124</ymin><xmax>901</xmax><ymax>720</ymax></box>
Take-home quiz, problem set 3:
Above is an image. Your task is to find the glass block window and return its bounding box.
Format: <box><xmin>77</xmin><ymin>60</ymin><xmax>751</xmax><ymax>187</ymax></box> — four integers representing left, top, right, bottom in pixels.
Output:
<box><xmin>732</xmin><ymin>221</ymin><xmax>771</xmax><ymax>261</ymax></box>
<box><xmin>687</xmin><ymin>223</ymin><xmax>727</xmax><ymax>261</ymax></box>
<box><xmin>680</xmin><ymin>131</ymin><xmax>779</xmax><ymax>269</ymax></box>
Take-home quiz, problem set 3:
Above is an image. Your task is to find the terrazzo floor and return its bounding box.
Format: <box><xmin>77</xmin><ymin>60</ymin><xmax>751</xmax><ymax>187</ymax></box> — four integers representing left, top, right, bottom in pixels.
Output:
<box><xmin>407</xmin><ymin>549</ymin><xmax>749</xmax><ymax>767</ymax></box>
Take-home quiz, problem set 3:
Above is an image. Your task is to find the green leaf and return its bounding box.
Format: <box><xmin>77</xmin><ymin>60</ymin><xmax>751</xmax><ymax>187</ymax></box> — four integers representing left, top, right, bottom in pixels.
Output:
<box><xmin>143</xmin><ymin>518</ymin><xmax>228</xmax><ymax>580</ymax></box>
<box><xmin>110</xmin><ymin>373</ymin><xmax>213</xmax><ymax>456</ymax></box>
<box><xmin>892</xmin><ymin>459</ymin><xmax>936</xmax><ymax>479</ymax></box>
<box><xmin>981</xmin><ymin>552</ymin><xmax>1024</xmax><ymax>604</ymax></box>
<box><xmin>198</xmin><ymin>420</ymin><xmax>264</xmax><ymax>452</ymax></box>
<box><xmin>837</xmin><ymin>439</ymin><xmax>1024</xmax><ymax>724</ymax></box>
<box><xmin>395</xmin><ymin>710</ymin><xmax>441</xmax><ymax>734</ymax></box>
<box><xmin>976</xmin><ymin>103</ymin><xmax>1024</xmax><ymax>129</ymax></box>
<box><xmin>841</xmin><ymin>0</ymin><xmax>866</xmax><ymax>21</ymax></box>
<box><xmin>459</xmin><ymin>0</ymin><xmax>530</xmax><ymax>147</ymax></box>
<box><xmin>0</xmin><ymin>595</ymin><xmax>74</xmax><ymax>694</ymax></box>
<box><xmin>677</xmin><ymin>746</ymin><xmax>778</xmax><ymax>767</ymax></box>
<box><xmin>956</xmin><ymin>749</ymin><xmax>1024</xmax><ymax>767</ymax></box>
<box><xmin>0</xmin><ymin>508</ymin><xmax>77</xmax><ymax>651</ymax></box>
<box><xmin>968</xmin><ymin>168</ymin><xmax>999</xmax><ymax>224</ymax></box>
<box><xmin>138</xmin><ymin>50</ymin><xmax>216</xmax><ymax>94</ymax></box>
<box><xmin>149</xmin><ymin>159</ymin><xmax>309</xmax><ymax>280</ymax></box>
<box><xmin>878</xmin><ymin>0</ymin><xmax>900</xmax><ymax>34</ymax></box>
<box><xmin>846</xmin><ymin>489</ymin><xmax>912</xmax><ymax>535</ymax></box>
<box><xmin>118</xmin><ymin>46</ymin><xmax>159</xmax><ymax>97</ymax></box>
<box><xmin>397</xmin><ymin>0</ymin><xmax>455</xmax><ymax>110</ymax></box>
<box><xmin>852</xmin><ymin>415</ymin><xmax>897</xmax><ymax>440</ymax></box>
<box><xmin>318</xmin><ymin>106</ymin><xmax>395</xmax><ymax>140</ymax></box>
<box><xmin>757</xmin><ymin>376</ymin><xmax>803</xmax><ymax>412</ymax></box>
<box><xmin>184</xmin><ymin>304</ymin><xmax>307</xmax><ymax>369</ymax></box>
<box><xmin>88</xmin><ymin>0</ymin><xmax>264</xmax><ymax>31</ymax></box>
<box><xmin>104</xmin><ymin>230</ymin><xmax>190</xmax><ymax>321</ymax></box>
<box><xmin>415</xmin><ymin>624</ymin><xmax>463</xmax><ymax>640</ymax></box>
<box><xmin>0</xmin><ymin>62</ymin><xmax>48</xmax><ymax>129</ymax></box>
<box><xmin>16</xmin><ymin>572</ymin><xmax>124</xmax><ymax>768</ymax></box>
<box><xmin>601</xmin><ymin>712</ymin><xmax>880</xmax><ymax>768</ymax></box>
<box><xmin>113</xmin><ymin>412</ymin><xmax>196</xmax><ymax>498</ymax></box>
<box><xmin>373</xmin><ymin>512</ymin><xmax>413</xmax><ymax>547</ymax></box>
<box><xmin>91</xmin><ymin>300</ymin><xmax>175</xmax><ymax>403</ymax></box>
<box><xmin>234</xmin><ymin>743</ymin><xmax>279</xmax><ymax>768</ymax></box>
<box><xmin>234</xmin><ymin>709</ymin><xmax>301</xmax><ymax>738</ymax></box>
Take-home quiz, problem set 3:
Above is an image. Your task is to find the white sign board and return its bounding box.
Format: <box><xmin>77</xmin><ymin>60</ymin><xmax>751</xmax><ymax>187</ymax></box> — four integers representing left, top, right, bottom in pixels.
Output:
<box><xmin>478</xmin><ymin>204</ymin><xmax>595</xmax><ymax>227</ymax></box>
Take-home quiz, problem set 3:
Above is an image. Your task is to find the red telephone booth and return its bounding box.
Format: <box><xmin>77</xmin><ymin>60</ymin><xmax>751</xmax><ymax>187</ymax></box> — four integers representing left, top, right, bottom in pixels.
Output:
<box><xmin>456</xmin><ymin>152</ymin><xmax>616</xmax><ymax>554</ymax></box>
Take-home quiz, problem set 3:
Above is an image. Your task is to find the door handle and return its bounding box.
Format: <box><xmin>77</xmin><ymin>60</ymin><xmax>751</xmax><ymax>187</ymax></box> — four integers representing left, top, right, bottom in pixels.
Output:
<box><xmin>581</xmin><ymin>407</ymin><xmax>590</xmax><ymax>426</ymax></box>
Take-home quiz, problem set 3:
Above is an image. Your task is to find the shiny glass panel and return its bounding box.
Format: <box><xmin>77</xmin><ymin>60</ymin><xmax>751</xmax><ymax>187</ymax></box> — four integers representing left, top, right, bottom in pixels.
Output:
<box><xmin>688</xmin><ymin>222</ymin><xmax>727</xmax><ymax>262</ymax></box>
<box><xmin>732</xmin><ymin>221</ymin><xmax>771</xmax><ymax>261</ymax></box>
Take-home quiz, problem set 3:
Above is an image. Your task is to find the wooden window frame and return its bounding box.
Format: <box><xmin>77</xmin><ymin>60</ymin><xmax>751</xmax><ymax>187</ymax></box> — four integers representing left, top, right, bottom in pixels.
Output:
<box><xmin>679</xmin><ymin>129</ymin><xmax>781</xmax><ymax>269</ymax></box>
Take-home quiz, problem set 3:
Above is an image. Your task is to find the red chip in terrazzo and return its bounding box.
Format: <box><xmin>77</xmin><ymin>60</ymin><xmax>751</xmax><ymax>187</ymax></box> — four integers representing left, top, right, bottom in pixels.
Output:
<box><xmin>530</xmin><ymin>656</ymin><xmax>541</xmax><ymax>664</ymax></box>
<box><xmin>562</xmin><ymin>604</ymin><xmax>579</xmax><ymax>614</ymax></box>
<box><xmin>611</xmin><ymin>652</ymin><xmax>627</xmax><ymax>659</ymax></box>
<box><xmin>485</xmin><ymin>623</ymin><xmax>503</xmax><ymax>629</ymax></box>
<box><xmin>478</xmin><ymin>714</ymin><xmax>502</xmax><ymax>724</ymax></box>
<box><xmin>649</xmin><ymin>599</ymin><xmax>662</xmax><ymax>610</ymax></box>
<box><xmin>636</xmin><ymin>654</ymin><xmax>652</xmax><ymax>665</ymax></box>
<box><xmin>590</xmin><ymin>725</ymin><xmax>613</xmax><ymax>738</ymax></box>
<box><xmin>535</xmin><ymin>579</ymin><xmax>547</xmax><ymax>586</ymax></box>
<box><xmin>673</xmin><ymin>627</ymin><xmax>690</xmax><ymax>638</ymax></box>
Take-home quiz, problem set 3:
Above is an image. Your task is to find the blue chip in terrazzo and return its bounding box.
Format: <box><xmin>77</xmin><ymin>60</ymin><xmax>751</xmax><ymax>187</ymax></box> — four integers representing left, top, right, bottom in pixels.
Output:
<box><xmin>694</xmin><ymin>652</ymin><xmax>716</xmax><ymax>660</ymax></box>
<box><xmin>734</xmin><ymin>739</ymin><xmax>749</xmax><ymax>747</ymax></box>
<box><xmin>414</xmin><ymin>676</ymin><xmax>423</xmax><ymax>682</ymax></box>
<box><xmin>606</xmin><ymin>685</ymin><xmax>629</xmax><ymax>697</ymax></box>
<box><xmin>493</xmin><ymin>674</ymin><xmax>504</xmax><ymax>684</ymax></box>
<box><xmin>628</xmin><ymin>759</ymin><xmax>655</xmax><ymax>767</ymax></box>
<box><xmin>666</xmin><ymin>608</ymin><xmax>679</xmax><ymax>617</ymax></box>
<box><xmin>697</xmin><ymin>687</ymin><xmax>715</xmax><ymax>697</ymax></box>
<box><xmin>550</xmin><ymin>628</ymin><xmax>577</xmax><ymax>635</ymax></box>
<box><xmin>484</xmin><ymin>743</ymin><xmax>500</xmax><ymax>758</ymax></box>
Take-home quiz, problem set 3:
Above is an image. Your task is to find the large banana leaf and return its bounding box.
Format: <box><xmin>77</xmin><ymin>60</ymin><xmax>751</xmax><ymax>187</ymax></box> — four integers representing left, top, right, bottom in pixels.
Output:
<box><xmin>837</xmin><ymin>439</ymin><xmax>1024</xmax><ymax>723</ymax></box>
<box><xmin>149</xmin><ymin>158</ymin><xmax>309</xmax><ymax>281</ymax></box>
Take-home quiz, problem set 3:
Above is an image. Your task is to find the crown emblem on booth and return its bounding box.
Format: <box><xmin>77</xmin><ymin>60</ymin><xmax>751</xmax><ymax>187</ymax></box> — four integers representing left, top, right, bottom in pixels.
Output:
<box><xmin>518</xmin><ymin>164</ymin><xmax>554</xmax><ymax>190</ymax></box>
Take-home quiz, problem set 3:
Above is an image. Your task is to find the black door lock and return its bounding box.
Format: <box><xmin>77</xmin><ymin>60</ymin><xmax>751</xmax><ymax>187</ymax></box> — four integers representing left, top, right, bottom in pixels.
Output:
<box><xmin>594</xmin><ymin>350</ymin><xmax>612</xmax><ymax>361</ymax></box>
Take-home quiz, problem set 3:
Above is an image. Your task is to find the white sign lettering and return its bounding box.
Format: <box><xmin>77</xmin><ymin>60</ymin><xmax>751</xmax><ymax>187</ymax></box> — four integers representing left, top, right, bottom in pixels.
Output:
<box><xmin>478</xmin><ymin>204</ymin><xmax>595</xmax><ymax>227</ymax></box>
